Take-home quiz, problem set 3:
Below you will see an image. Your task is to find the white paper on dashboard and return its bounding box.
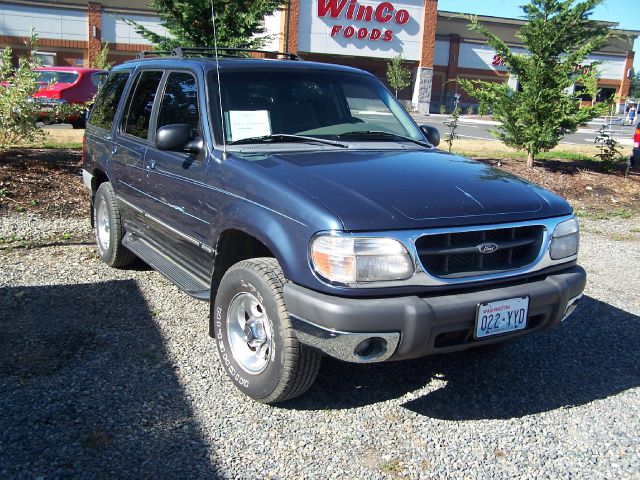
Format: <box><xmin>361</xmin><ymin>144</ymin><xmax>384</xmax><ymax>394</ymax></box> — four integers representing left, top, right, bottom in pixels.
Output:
<box><xmin>228</xmin><ymin>110</ymin><xmax>272</xmax><ymax>141</ymax></box>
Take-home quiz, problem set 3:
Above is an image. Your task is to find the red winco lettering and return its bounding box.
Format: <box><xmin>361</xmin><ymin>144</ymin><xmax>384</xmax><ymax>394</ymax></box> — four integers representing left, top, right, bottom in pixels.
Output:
<box><xmin>492</xmin><ymin>54</ymin><xmax>507</xmax><ymax>67</ymax></box>
<box><xmin>319</xmin><ymin>0</ymin><xmax>409</xmax><ymax>42</ymax></box>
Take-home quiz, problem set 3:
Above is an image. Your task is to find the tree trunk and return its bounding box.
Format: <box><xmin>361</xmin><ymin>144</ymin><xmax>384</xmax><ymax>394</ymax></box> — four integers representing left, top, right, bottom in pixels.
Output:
<box><xmin>526</xmin><ymin>151</ymin><xmax>535</xmax><ymax>168</ymax></box>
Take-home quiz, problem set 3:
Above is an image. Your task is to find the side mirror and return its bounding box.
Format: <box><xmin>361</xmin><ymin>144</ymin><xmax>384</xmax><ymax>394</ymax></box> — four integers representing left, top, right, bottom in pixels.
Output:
<box><xmin>420</xmin><ymin>125</ymin><xmax>440</xmax><ymax>147</ymax></box>
<box><xmin>185</xmin><ymin>137</ymin><xmax>204</xmax><ymax>155</ymax></box>
<box><xmin>156</xmin><ymin>124</ymin><xmax>193</xmax><ymax>151</ymax></box>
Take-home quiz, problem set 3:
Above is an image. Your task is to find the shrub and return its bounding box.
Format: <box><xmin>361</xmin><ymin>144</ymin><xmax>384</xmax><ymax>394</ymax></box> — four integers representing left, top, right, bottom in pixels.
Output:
<box><xmin>0</xmin><ymin>36</ymin><xmax>45</xmax><ymax>158</ymax></box>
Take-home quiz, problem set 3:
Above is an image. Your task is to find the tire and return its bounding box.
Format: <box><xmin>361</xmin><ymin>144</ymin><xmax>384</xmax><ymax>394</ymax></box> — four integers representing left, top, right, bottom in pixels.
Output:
<box><xmin>71</xmin><ymin>116</ymin><xmax>86</xmax><ymax>129</ymax></box>
<box><xmin>212</xmin><ymin>258</ymin><xmax>321</xmax><ymax>403</ymax></box>
<box><xmin>93</xmin><ymin>182</ymin><xmax>136</xmax><ymax>268</ymax></box>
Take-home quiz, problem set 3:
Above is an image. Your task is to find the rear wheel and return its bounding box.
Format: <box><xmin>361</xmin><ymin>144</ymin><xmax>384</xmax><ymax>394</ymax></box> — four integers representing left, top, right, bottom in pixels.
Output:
<box><xmin>213</xmin><ymin>258</ymin><xmax>321</xmax><ymax>403</ymax></box>
<box><xmin>93</xmin><ymin>182</ymin><xmax>136</xmax><ymax>268</ymax></box>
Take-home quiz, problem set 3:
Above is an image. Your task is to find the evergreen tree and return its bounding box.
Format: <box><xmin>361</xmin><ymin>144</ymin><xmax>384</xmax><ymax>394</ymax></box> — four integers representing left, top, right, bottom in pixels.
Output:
<box><xmin>630</xmin><ymin>71</ymin><xmax>640</xmax><ymax>99</ymax></box>
<box><xmin>126</xmin><ymin>0</ymin><xmax>282</xmax><ymax>50</ymax></box>
<box><xmin>387</xmin><ymin>55</ymin><xmax>411</xmax><ymax>98</ymax></box>
<box><xmin>458</xmin><ymin>0</ymin><xmax>610</xmax><ymax>167</ymax></box>
<box><xmin>88</xmin><ymin>42</ymin><xmax>114</xmax><ymax>70</ymax></box>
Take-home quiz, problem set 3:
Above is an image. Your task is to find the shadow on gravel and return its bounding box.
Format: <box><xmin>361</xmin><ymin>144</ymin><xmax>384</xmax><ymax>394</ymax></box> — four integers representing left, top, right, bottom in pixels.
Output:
<box><xmin>286</xmin><ymin>296</ymin><xmax>640</xmax><ymax>419</ymax></box>
<box><xmin>0</xmin><ymin>281</ymin><xmax>218</xmax><ymax>478</ymax></box>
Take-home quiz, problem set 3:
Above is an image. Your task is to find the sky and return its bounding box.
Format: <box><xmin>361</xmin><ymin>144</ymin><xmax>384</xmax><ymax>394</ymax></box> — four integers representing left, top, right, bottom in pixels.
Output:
<box><xmin>438</xmin><ymin>0</ymin><xmax>640</xmax><ymax>71</ymax></box>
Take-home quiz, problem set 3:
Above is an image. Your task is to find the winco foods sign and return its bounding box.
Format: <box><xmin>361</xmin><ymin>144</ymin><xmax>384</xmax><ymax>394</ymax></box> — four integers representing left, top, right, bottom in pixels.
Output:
<box><xmin>318</xmin><ymin>0</ymin><xmax>412</xmax><ymax>42</ymax></box>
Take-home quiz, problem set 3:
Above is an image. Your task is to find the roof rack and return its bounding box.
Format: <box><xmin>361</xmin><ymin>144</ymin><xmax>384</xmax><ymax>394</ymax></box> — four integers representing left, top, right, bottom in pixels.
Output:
<box><xmin>173</xmin><ymin>47</ymin><xmax>303</xmax><ymax>61</ymax></box>
<box><xmin>134</xmin><ymin>50</ymin><xmax>173</xmax><ymax>59</ymax></box>
<box><xmin>133</xmin><ymin>47</ymin><xmax>303</xmax><ymax>61</ymax></box>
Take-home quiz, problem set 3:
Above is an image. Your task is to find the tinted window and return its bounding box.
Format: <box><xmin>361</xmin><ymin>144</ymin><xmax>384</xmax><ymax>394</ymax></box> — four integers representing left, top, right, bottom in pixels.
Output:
<box><xmin>211</xmin><ymin>71</ymin><xmax>422</xmax><ymax>142</ymax></box>
<box><xmin>88</xmin><ymin>71</ymin><xmax>130</xmax><ymax>130</ymax></box>
<box><xmin>122</xmin><ymin>71</ymin><xmax>163</xmax><ymax>139</ymax></box>
<box><xmin>36</xmin><ymin>71</ymin><xmax>80</xmax><ymax>84</ymax></box>
<box><xmin>157</xmin><ymin>72</ymin><xmax>199</xmax><ymax>134</ymax></box>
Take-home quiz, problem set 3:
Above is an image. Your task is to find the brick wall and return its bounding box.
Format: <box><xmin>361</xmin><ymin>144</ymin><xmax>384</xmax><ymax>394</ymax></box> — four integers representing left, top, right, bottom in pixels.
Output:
<box><xmin>619</xmin><ymin>51</ymin><xmax>635</xmax><ymax>102</ymax></box>
<box><xmin>87</xmin><ymin>2</ymin><xmax>103</xmax><ymax>66</ymax></box>
<box><xmin>419</xmin><ymin>0</ymin><xmax>438</xmax><ymax>68</ymax></box>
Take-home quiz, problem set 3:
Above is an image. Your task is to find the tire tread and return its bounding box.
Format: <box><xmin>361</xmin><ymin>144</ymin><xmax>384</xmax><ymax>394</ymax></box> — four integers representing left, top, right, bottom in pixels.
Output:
<box><xmin>226</xmin><ymin>258</ymin><xmax>321</xmax><ymax>403</ymax></box>
<box><xmin>95</xmin><ymin>182</ymin><xmax>136</xmax><ymax>268</ymax></box>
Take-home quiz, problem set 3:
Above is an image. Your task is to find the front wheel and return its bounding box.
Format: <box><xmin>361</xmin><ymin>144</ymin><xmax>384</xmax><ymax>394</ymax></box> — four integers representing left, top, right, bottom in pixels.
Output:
<box><xmin>212</xmin><ymin>258</ymin><xmax>321</xmax><ymax>403</ymax></box>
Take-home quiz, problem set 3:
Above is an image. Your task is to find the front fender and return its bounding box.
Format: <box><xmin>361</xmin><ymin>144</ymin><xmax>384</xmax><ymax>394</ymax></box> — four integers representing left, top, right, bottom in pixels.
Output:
<box><xmin>209</xmin><ymin>201</ymin><xmax>327</xmax><ymax>288</ymax></box>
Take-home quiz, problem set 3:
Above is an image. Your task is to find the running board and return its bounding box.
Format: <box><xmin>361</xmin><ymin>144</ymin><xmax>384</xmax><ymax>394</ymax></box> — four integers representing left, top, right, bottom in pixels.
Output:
<box><xmin>123</xmin><ymin>233</ymin><xmax>210</xmax><ymax>301</ymax></box>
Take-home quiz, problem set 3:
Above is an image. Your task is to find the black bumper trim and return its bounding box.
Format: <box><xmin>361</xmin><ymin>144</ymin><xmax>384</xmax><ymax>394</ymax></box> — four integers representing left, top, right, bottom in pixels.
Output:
<box><xmin>284</xmin><ymin>266</ymin><xmax>586</xmax><ymax>361</ymax></box>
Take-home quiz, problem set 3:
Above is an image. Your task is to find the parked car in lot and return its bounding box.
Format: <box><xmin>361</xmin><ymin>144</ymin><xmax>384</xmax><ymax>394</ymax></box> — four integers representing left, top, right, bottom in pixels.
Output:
<box><xmin>33</xmin><ymin>66</ymin><xmax>107</xmax><ymax>128</ymax></box>
<box><xmin>633</xmin><ymin>122</ymin><xmax>640</xmax><ymax>169</ymax></box>
<box><xmin>82</xmin><ymin>48</ymin><xmax>586</xmax><ymax>403</ymax></box>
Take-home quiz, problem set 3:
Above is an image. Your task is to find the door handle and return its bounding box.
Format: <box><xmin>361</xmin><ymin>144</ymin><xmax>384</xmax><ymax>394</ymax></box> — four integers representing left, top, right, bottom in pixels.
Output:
<box><xmin>147</xmin><ymin>159</ymin><xmax>156</xmax><ymax>171</ymax></box>
<box><xmin>111</xmin><ymin>147</ymin><xmax>118</xmax><ymax>155</ymax></box>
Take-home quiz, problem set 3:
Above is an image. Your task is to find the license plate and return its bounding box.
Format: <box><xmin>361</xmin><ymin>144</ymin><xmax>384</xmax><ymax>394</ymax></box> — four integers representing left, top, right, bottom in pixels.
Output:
<box><xmin>475</xmin><ymin>297</ymin><xmax>529</xmax><ymax>339</ymax></box>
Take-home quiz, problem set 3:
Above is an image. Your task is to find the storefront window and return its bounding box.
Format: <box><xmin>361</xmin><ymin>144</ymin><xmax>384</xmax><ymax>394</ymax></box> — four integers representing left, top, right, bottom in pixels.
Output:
<box><xmin>34</xmin><ymin>52</ymin><xmax>56</xmax><ymax>66</ymax></box>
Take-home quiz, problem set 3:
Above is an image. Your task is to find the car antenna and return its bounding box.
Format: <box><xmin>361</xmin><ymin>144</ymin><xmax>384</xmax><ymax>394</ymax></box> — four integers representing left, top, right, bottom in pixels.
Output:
<box><xmin>211</xmin><ymin>0</ymin><xmax>228</xmax><ymax>160</ymax></box>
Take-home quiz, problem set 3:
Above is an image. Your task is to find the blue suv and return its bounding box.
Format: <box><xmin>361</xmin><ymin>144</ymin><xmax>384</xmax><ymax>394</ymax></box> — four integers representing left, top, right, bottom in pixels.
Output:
<box><xmin>82</xmin><ymin>48</ymin><xmax>586</xmax><ymax>403</ymax></box>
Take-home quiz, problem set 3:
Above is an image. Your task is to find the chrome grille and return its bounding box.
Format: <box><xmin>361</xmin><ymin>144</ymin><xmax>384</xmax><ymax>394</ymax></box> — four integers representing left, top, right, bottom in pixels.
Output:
<box><xmin>415</xmin><ymin>225</ymin><xmax>544</xmax><ymax>278</ymax></box>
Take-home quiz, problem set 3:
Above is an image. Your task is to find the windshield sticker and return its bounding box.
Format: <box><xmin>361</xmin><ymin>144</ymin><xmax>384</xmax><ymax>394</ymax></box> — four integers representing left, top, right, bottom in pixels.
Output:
<box><xmin>228</xmin><ymin>110</ymin><xmax>272</xmax><ymax>141</ymax></box>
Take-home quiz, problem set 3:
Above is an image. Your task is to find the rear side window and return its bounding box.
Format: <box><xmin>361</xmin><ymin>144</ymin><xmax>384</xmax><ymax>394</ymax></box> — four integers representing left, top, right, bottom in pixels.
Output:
<box><xmin>88</xmin><ymin>71</ymin><xmax>130</xmax><ymax>130</ymax></box>
<box><xmin>121</xmin><ymin>71</ymin><xmax>163</xmax><ymax>139</ymax></box>
<box><xmin>157</xmin><ymin>72</ymin><xmax>199</xmax><ymax>134</ymax></box>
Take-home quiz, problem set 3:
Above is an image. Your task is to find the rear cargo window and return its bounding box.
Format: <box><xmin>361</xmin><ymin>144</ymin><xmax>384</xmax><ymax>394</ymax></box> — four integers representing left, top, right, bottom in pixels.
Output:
<box><xmin>88</xmin><ymin>71</ymin><xmax>130</xmax><ymax>131</ymax></box>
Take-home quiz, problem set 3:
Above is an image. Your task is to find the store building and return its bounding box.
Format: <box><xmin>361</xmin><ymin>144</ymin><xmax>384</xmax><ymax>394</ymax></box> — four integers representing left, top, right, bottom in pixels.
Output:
<box><xmin>1</xmin><ymin>0</ymin><xmax>637</xmax><ymax>113</ymax></box>
<box><xmin>279</xmin><ymin>1</ymin><xmax>638</xmax><ymax>113</ymax></box>
<box><xmin>0</xmin><ymin>0</ymin><xmax>167</xmax><ymax>66</ymax></box>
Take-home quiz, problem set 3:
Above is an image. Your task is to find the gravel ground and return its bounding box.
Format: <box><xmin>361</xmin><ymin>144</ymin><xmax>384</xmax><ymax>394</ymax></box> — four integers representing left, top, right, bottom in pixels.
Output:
<box><xmin>1</xmin><ymin>213</ymin><xmax>639</xmax><ymax>479</ymax></box>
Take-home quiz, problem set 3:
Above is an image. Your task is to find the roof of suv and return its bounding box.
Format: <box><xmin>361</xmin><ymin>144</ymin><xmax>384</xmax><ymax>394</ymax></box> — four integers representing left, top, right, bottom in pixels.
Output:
<box><xmin>114</xmin><ymin>56</ymin><xmax>372</xmax><ymax>76</ymax></box>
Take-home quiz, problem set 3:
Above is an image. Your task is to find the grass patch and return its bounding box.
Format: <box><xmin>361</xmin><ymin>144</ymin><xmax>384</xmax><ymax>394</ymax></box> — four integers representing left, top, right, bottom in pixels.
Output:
<box><xmin>451</xmin><ymin>139</ymin><xmax>632</xmax><ymax>162</ymax></box>
<box><xmin>12</xmin><ymin>128</ymin><xmax>84</xmax><ymax>149</ymax></box>
<box><xmin>40</xmin><ymin>141</ymin><xmax>82</xmax><ymax>149</ymax></box>
<box><xmin>611</xmin><ymin>233</ymin><xmax>635</xmax><ymax>241</ymax></box>
<box><xmin>576</xmin><ymin>208</ymin><xmax>634</xmax><ymax>220</ymax></box>
<box><xmin>379</xmin><ymin>459</ymin><xmax>403</xmax><ymax>474</ymax></box>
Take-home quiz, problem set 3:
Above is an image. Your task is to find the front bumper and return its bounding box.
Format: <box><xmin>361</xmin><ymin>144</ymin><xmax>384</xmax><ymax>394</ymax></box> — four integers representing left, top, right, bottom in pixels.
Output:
<box><xmin>284</xmin><ymin>266</ymin><xmax>586</xmax><ymax>363</ymax></box>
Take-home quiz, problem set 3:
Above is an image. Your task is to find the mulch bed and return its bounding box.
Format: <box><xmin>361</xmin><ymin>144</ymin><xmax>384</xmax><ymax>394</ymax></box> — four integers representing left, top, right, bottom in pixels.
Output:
<box><xmin>474</xmin><ymin>156</ymin><xmax>640</xmax><ymax>216</ymax></box>
<box><xmin>0</xmin><ymin>147</ymin><xmax>638</xmax><ymax>219</ymax></box>
<box><xmin>0</xmin><ymin>149</ymin><xmax>86</xmax><ymax>218</ymax></box>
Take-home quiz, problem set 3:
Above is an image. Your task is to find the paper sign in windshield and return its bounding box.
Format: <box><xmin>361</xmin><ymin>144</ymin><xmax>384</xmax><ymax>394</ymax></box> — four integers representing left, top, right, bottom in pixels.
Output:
<box><xmin>228</xmin><ymin>110</ymin><xmax>271</xmax><ymax>142</ymax></box>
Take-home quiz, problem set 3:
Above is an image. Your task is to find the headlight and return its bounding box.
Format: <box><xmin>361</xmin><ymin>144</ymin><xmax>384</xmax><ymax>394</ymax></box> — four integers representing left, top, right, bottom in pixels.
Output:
<box><xmin>310</xmin><ymin>235</ymin><xmax>414</xmax><ymax>284</ymax></box>
<box><xmin>550</xmin><ymin>217</ymin><xmax>579</xmax><ymax>260</ymax></box>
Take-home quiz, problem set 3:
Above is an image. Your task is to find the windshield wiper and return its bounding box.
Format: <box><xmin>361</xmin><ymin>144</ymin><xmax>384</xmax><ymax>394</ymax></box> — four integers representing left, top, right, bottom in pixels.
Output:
<box><xmin>229</xmin><ymin>134</ymin><xmax>348</xmax><ymax>148</ymax></box>
<box><xmin>337</xmin><ymin>130</ymin><xmax>432</xmax><ymax>148</ymax></box>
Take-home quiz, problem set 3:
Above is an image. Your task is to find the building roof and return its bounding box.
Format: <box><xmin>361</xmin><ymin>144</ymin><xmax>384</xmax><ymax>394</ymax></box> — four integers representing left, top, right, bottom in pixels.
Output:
<box><xmin>436</xmin><ymin>10</ymin><xmax>638</xmax><ymax>55</ymax></box>
<box><xmin>4</xmin><ymin>0</ymin><xmax>154</xmax><ymax>14</ymax></box>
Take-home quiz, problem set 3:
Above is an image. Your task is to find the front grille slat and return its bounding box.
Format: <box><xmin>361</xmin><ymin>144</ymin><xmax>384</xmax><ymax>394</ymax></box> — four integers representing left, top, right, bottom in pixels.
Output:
<box><xmin>417</xmin><ymin>237</ymin><xmax>538</xmax><ymax>256</ymax></box>
<box><xmin>416</xmin><ymin>225</ymin><xmax>544</xmax><ymax>279</ymax></box>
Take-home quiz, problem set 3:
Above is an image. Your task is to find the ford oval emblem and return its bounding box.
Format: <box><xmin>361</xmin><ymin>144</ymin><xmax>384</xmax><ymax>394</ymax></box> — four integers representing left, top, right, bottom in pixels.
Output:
<box><xmin>478</xmin><ymin>242</ymin><xmax>499</xmax><ymax>254</ymax></box>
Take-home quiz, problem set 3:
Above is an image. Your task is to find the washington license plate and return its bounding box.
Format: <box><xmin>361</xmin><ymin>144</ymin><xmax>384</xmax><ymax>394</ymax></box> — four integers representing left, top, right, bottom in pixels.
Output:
<box><xmin>475</xmin><ymin>297</ymin><xmax>529</xmax><ymax>339</ymax></box>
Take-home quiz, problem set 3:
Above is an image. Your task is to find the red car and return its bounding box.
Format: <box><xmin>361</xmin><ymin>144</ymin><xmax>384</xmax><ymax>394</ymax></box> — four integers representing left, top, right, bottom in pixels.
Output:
<box><xmin>33</xmin><ymin>67</ymin><xmax>107</xmax><ymax>128</ymax></box>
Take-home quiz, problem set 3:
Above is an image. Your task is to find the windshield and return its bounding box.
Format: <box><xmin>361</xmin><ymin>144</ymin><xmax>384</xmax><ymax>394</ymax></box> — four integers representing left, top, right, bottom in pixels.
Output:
<box><xmin>209</xmin><ymin>70</ymin><xmax>424</xmax><ymax>145</ymax></box>
<box><xmin>36</xmin><ymin>71</ymin><xmax>79</xmax><ymax>85</ymax></box>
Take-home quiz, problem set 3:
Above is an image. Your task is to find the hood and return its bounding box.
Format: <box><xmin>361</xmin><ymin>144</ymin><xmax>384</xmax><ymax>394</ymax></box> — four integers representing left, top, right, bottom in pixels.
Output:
<box><xmin>246</xmin><ymin>148</ymin><xmax>572</xmax><ymax>230</ymax></box>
